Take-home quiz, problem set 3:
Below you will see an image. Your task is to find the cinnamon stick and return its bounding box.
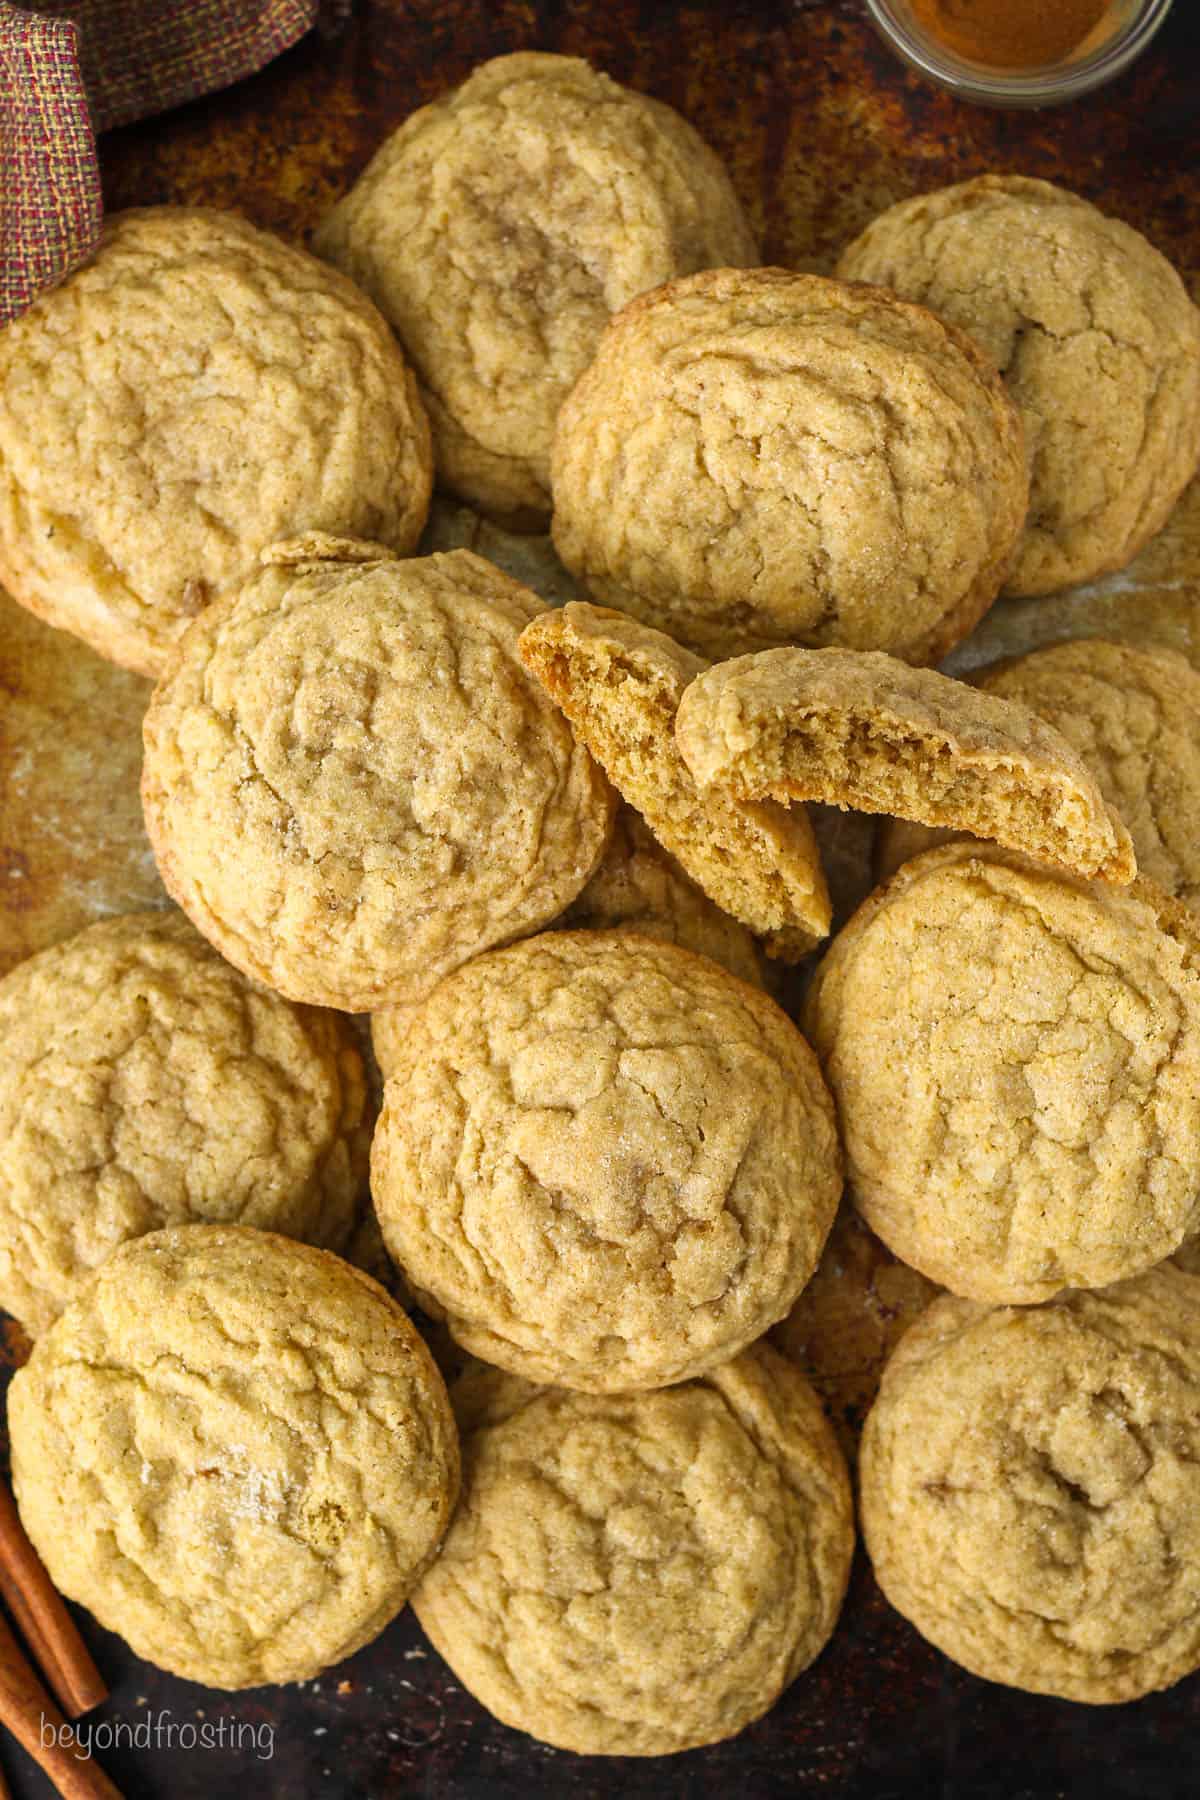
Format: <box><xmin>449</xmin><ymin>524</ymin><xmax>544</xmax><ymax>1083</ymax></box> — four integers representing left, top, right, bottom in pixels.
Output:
<box><xmin>0</xmin><ymin>1482</ymin><xmax>106</xmax><ymax>1718</ymax></box>
<box><xmin>0</xmin><ymin>1606</ymin><xmax>121</xmax><ymax>1799</ymax></box>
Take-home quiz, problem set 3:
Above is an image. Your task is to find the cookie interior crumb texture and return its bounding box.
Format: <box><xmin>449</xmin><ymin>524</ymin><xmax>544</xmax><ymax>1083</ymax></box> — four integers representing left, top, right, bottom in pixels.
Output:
<box><xmin>0</xmin><ymin>208</ymin><xmax>433</xmax><ymax>677</ymax></box>
<box><xmin>519</xmin><ymin>602</ymin><xmax>831</xmax><ymax>960</ymax></box>
<box><xmin>804</xmin><ymin>842</ymin><xmax>1200</xmax><ymax>1303</ymax></box>
<box><xmin>876</xmin><ymin>638</ymin><xmax>1200</xmax><ymax>899</ymax></box>
<box><xmin>550</xmin><ymin>267</ymin><xmax>1028</xmax><ymax>664</ymax></box>
<box><xmin>839</xmin><ymin>176</ymin><xmax>1200</xmax><ymax>598</ymax></box>
<box><xmin>8</xmin><ymin>1226</ymin><xmax>461</xmax><ymax>1689</ymax></box>
<box><xmin>315</xmin><ymin>53</ymin><xmax>757</xmax><ymax>525</ymax></box>
<box><xmin>371</xmin><ymin>930</ymin><xmax>842</xmax><ymax>1390</ymax></box>
<box><xmin>141</xmin><ymin>543</ymin><xmax>614</xmax><ymax>1011</ymax></box>
<box><xmin>860</xmin><ymin>1270</ymin><xmax>1200</xmax><ymax>1702</ymax></box>
<box><xmin>411</xmin><ymin>1344</ymin><xmax>854</xmax><ymax>1754</ymax></box>
<box><xmin>675</xmin><ymin>646</ymin><xmax>1136</xmax><ymax>885</ymax></box>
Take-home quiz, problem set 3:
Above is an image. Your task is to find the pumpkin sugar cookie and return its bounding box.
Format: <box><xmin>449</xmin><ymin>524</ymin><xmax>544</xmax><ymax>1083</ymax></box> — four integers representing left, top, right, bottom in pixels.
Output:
<box><xmin>0</xmin><ymin>912</ymin><xmax>370</xmax><ymax>1337</ymax></box>
<box><xmin>804</xmin><ymin>843</ymin><xmax>1200</xmax><ymax>1304</ymax></box>
<box><xmin>142</xmin><ymin>542</ymin><xmax>614</xmax><ymax>1011</ymax></box>
<box><xmin>861</xmin><ymin>1269</ymin><xmax>1200</xmax><ymax>1703</ymax></box>
<box><xmin>411</xmin><ymin>1343</ymin><xmax>853</xmax><ymax>1754</ymax></box>
<box><xmin>519</xmin><ymin>603</ymin><xmax>831</xmax><ymax>961</ymax></box>
<box><xmin>675</xmin><ymin>646</ymin><xmax>1135</xmax><ymax>884</ymax></box>
<box><xmin>839</xmin><ymin>176</ymin><xmax>1200</xmax><ymax>597</ymax></box>
<box><xmin>8</xmin><ymin>1227</ymin><xmax>460</xmax><ymax>1689</ymax></box>
<box><xmin>372</xmin><ymin>931</ymin><xmax>842</xmax><ymax>1391</ymax></box>
<box><xmin>316</xmin><ymin>53</ymin><xmax>756</xmax><ymax>525</ymax></box>
<box><xmin>550</xmin><ymin>267</ymin><xmax>1027</xmax><ymax>663</ymax></box>
<box><xmin>0</xmin><ymin>208</ymin><xmax>432</xmax><ymax>677</ymax></box>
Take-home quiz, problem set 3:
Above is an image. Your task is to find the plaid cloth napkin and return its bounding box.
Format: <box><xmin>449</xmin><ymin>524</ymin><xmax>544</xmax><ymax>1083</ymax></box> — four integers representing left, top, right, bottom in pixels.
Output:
<box><xmin>0</xmin><ymin>1</ymin><xmax>344</xmax><ymax>325</ymax></box>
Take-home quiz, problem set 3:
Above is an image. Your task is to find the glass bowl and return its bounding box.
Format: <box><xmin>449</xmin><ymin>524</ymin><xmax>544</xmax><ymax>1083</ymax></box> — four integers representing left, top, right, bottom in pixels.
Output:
<box><xmin>865</xmin><ymin>0</ymin><xmax>1175</xmax><ymax>108</ymax></box>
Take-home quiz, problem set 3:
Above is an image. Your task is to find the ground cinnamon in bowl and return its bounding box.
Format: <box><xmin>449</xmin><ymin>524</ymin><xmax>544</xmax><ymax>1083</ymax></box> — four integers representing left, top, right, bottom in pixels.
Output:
<box><xmin>907</xmin><ymin>0</ymin><xmax>1110</xmax><ymax>69</ymax></box>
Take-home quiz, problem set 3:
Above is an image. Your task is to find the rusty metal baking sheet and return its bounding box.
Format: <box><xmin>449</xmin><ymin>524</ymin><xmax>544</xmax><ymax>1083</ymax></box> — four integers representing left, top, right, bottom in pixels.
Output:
<box><xmin>2</xmin><ymin>1</ymin><xmax>1200</xmax><ymax>1795</ymax></box>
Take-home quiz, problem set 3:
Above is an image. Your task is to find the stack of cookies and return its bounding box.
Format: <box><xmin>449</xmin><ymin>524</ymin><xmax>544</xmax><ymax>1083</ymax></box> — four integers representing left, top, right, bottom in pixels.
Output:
<box><xmin>2</xmin><ymin>47</ymin><xmax>1200</xmax><ymax>1754</ymax></box>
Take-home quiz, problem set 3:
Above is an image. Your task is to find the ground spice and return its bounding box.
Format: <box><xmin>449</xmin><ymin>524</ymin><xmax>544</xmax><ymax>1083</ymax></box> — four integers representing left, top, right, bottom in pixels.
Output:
<box><xmin>908</xmin><ymin>0</ymin><xmax>1112</xmax><ymax>70</ymax></box>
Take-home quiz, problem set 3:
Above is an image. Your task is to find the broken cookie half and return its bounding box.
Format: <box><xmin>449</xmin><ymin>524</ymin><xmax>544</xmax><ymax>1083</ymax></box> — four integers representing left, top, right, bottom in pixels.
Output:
<box><xmin>875</xmin><ymin>636</ymin><xmax>1200</xmax><ymax>898</ymax></box>
<box><xmin>518</xmin><ymin>603</ymin><xmax>832</xmax><ymax>959</ymax></box>
<box><xmin>674</xmin><ymin>645</ymin><xmax>1136</xmax><ymax>886</ymax></box>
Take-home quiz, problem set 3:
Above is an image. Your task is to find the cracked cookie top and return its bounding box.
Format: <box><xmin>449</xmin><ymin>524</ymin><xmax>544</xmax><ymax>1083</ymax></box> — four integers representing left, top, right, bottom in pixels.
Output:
<box><xmin>860</xmin><ymin>1268</ymin><xmax>1200</xmax><ymax>1702</ymax></box>
<box><xmin>0</xmin><ymin>912</ymin><xmax>370</xmax><ymax>1337</ymax></box>
<box><xmin>371</xmin><ymin>930</ymin><xmax>842</xmax><ymax>1391</ymax></box>
<box><xmin>411</xmin><ymin>1342</ymin><xmax>853</xmax><ymax>1754</ymax></box>
<box><xmin>141</xmin><ymin>543</ymin><xmax>614</xmax><ymax>1011</ymax></box>
<box><xmin>8</xmin><ymin>1226</ymin><xmax>460</xmax><ymax>1688</ymax></box>
<box><xmin>315</xmin><ymin>53</ymin><xmax>756</xmax><ymax>526</ymax></box>
<box><xmin>0</xmin><ymin>208</ymin><xmax>433</xmax><ymax>678</ymax></box>
<box><xmin>804</xmin><ymin>842</ymin><xmax>1200</xmax><ymax>1303</ymax></box>
<box><xmin>550</xmin><ymin>267</ymin><xmax>1028</xmax><ymax>664</ymax></box>
<box><xmin>839</xmin><ymin>176</ymin><xmax>1200</xmax><ymax>597</ymax></box>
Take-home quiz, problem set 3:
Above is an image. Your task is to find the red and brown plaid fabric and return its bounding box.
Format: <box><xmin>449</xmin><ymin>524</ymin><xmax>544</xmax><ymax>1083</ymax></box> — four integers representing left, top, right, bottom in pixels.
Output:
<box><xmin>0</xmin><ymin>8</ymin><xmax>99</xmax><ymax>324</ymax></box>
<box><xmin>0</xmin><ymin>1</ymin><xmax>336</xmax><ymax>325</ymax></box>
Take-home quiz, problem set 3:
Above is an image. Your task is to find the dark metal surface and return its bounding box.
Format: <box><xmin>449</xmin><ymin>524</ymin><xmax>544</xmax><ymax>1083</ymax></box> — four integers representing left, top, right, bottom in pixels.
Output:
<box><xmin>4</xmin><ymin>2</ymin><xmax>1200</xmax><ymax>1794</ymax></box>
